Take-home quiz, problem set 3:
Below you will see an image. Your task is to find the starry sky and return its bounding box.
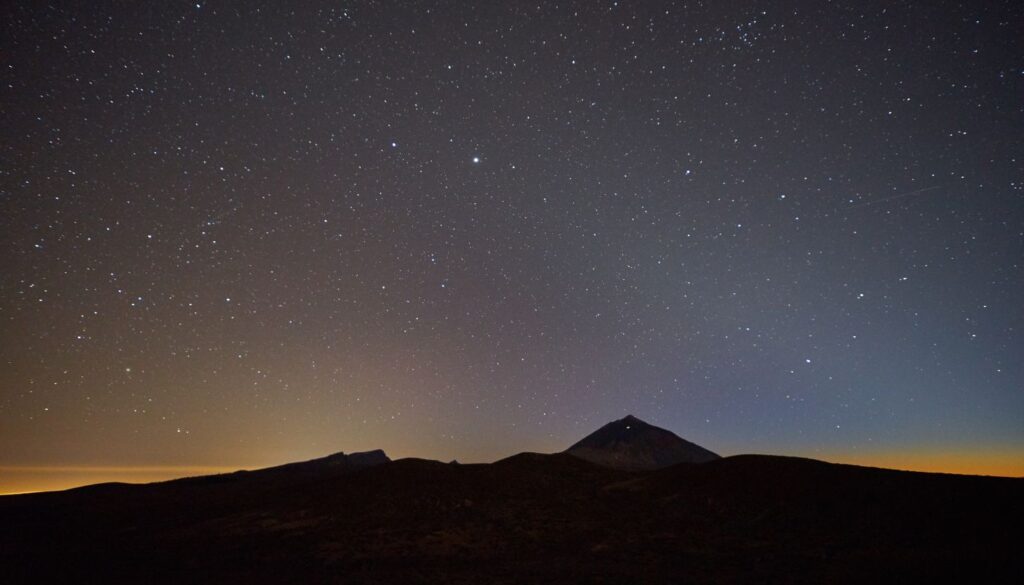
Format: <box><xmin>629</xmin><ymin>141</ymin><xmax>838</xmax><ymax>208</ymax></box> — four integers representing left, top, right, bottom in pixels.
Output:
<box><xmin>2</xmin><ymin>1</ymin><xmax>1023</xmax><ymax>493</ymax></box>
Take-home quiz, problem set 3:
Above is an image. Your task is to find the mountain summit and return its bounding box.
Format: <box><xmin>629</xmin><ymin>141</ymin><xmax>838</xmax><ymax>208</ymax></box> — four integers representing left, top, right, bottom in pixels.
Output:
<box><xmin>565</xmin><ymin>415</ymin><xmax>720</xmax><ymax>470</ymax></box>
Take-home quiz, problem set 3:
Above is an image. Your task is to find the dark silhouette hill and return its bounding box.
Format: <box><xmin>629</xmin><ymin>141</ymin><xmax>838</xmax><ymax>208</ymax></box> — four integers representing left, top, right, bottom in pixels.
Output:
<box><xmin>1</xmin><ymin>424</ymin><xmax>1020</xmax><ymax>583</ymax></box>
<box><xmin>227</xmin><ymin>448</ymin><xmax>391</xmax><ymax>481</ymax></box>
<box><xmin>565</xmin><ymin>414</ymin><xmax>720</xmax><ymax>469</ymax></box>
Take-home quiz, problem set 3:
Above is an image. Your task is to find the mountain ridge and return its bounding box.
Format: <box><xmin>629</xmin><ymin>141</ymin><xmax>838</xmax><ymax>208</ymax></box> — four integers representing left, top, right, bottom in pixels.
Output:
<box><xmin>2</xmin><ymin>449</ymin><xmax>1019</xmax><ymax>583</ymax></box>
<box><xmin>1</xmin><ymin>416</ymin><xmax>1020</xmax><ymax>583</ymax></box>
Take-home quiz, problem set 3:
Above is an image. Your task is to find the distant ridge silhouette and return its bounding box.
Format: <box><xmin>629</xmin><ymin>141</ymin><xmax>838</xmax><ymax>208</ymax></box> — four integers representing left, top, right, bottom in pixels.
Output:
<box><xmin>1</xmin><ymin>422</ymin><xmax>1020</xmax><ymax>583</ymax></box>
<box><xmin>565</xmin><ymin>414</ymin><xmax>720</xmax><ymax>470</ymax></box>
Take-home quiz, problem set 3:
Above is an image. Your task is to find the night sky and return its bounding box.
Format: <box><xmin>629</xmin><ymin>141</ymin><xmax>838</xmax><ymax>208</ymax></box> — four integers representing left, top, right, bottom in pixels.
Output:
<box><xmin>2</xmin><ymin>1</ymin><xmax>1023</xmax><ymax>493</ymax></box>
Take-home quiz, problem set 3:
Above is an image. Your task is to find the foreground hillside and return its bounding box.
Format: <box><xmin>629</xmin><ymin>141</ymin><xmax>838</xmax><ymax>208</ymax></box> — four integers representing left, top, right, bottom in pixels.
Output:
<box><xmin>0</xmin><ymin>452</ymin><xmax>1019</xmax><ymax>583</ymax></box>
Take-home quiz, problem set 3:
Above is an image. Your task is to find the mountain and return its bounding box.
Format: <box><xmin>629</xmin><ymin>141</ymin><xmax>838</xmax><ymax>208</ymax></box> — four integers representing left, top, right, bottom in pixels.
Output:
<box><xmin>1</xmin><ymin>450</ymin><xmax>1019</xmax><ymax>584</ymax></box>
<box><xmin>564</xmin><ymin>414</ymin><xmax>720</xmax><ymax>470</ymax></box>
<box><xmin>158</xmin><ymin>449</ymin><xmax>390</xmax><ymax>489</ymax></box>
<box><xmin>237</xmin><ymin>448</ymin><xmax>391</xmax><ymax>479</ymax></box>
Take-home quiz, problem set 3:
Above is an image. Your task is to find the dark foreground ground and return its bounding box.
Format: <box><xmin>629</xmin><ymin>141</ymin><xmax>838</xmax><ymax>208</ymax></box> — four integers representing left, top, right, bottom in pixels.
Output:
<box><xmin>1</xmin><ymin>452</ymin><xmax>1020</xmax><ymax>584</ymax></box>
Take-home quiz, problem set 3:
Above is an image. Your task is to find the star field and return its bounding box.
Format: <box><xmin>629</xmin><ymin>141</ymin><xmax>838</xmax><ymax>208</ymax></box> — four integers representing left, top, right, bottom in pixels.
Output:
<box><xmin>2</xmin><ymin>1</ymin><xmax>1023</xmax><ymax>491</ymax></box>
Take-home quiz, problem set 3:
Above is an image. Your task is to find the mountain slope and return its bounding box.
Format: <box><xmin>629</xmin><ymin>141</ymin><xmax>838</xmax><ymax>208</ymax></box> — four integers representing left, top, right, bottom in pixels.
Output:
<box><xmin>1</xmin><ymin>452</ymin><xmax>1019</xmax><ymax>584</ymax></box>
<box><xmin>565</xmin><ymin>414</ymin><xmax>720</xmax><ymax>470</ymax></box>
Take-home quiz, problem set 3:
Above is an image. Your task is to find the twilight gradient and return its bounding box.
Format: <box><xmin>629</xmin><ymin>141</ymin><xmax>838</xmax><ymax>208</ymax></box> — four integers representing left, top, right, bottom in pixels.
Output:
<box><xmin>2</xmin><ymin>1</ymin><xmax>1022</xmax><ymax>493</ymax></box>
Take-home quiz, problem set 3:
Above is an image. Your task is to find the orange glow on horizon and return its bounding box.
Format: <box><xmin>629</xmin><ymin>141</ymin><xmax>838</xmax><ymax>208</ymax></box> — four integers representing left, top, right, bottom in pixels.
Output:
<box><xmin>0</xmin><ymin>465</ymin><xmax>248</xmax><ymax>496</ymax></box>
<box><xmin>3</xmin><ymin>448</ymin><xmax>1021</xmax><ymax>495</ymax></box>
<box><xmin>814</xmin><ymin>449</ymin><xmax>1024</xmax><ymax>478</ymax></box>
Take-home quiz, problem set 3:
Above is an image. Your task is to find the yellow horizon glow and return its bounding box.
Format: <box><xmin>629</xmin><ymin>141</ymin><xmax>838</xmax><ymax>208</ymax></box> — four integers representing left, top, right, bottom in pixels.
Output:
<box><xmin>3</xmin><ymin>449</ymin><xmax>1021</xmax><ymax>496</ymax></box>
<box><xmin>816</xmin><ymin>450</ymin><xmax>1024</xmax><ymax>478</ymax></box>
<box><xmin>0</xmin><ymin>465</ymin><xmax>251</xmax><ymax>496</ymax></box>
<box><xmin>0</xmin><ymin>465</ymin><xmax>247</xmax><ymax>473</ymax></box>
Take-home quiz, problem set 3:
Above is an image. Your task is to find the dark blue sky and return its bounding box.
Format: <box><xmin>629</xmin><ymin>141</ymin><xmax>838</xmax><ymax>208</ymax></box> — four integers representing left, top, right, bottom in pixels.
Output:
<box><xmin>1</xmin><ymin>1</ymin><xmax>1021</xmax><ymax>488</ymax></box>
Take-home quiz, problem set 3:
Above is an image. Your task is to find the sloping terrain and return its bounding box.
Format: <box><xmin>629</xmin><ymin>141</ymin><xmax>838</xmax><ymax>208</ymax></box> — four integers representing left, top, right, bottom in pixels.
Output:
<box><xmin>1</xmin><ymin>452</ymin><xmax>1019</xmax><ymax>584</ymax></box>
<box><xmin>565</xmin><ymin>414</ymin><xmax>720</xmax><ymax>469</ymax></box>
